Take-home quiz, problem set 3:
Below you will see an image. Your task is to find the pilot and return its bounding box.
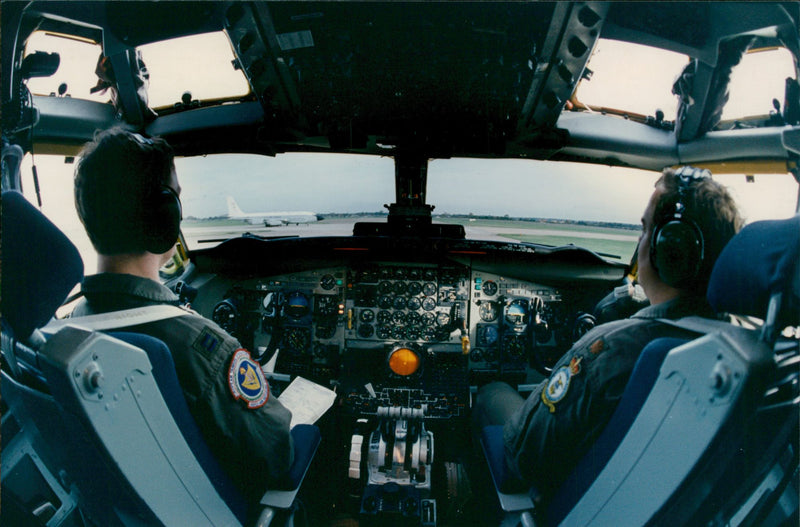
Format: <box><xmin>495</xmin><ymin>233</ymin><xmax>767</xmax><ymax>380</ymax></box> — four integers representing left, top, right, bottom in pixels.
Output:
<box><xmin>71</xmin><ymin>127</ymin><xmax>294</xmax><ymax>508</ymax></box>
<box><xmin>473</xmin><ymin>166</ymin><xmax>743</xmax><ymax>501</ymax></box>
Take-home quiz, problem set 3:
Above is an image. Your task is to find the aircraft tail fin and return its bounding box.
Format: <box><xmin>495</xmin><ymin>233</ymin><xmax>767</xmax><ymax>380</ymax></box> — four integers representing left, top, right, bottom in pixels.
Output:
<box><xmin>227</xmin><ymin>196</ymin><xmax>245</xmax><ymax>217</ymax></box>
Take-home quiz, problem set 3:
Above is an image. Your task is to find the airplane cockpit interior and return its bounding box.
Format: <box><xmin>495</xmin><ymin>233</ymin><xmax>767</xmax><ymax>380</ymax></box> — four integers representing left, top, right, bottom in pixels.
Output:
<box><xmin>2</xmin><ymin>2</ymin><xmax>799</xmax><ymax>526</ymax></box>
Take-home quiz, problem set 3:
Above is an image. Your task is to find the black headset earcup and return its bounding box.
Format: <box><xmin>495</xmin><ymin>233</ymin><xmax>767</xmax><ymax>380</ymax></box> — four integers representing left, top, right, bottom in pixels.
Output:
<box><xmin>651</xmin><ymin>219</ymin><xmax>704</xmax><ymax>288</ymax></box>
<box><xmin>144</xmin><ymin>188</ymin><xmax>182</xmax><ymax>254</ymax></box>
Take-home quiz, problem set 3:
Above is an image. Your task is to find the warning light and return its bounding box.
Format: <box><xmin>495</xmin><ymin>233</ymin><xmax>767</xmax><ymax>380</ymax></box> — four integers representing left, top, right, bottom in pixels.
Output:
<box><xmin>388</xmin><ymin>347</ymin><xmax>421</xmax><ymax>376</ymax></box>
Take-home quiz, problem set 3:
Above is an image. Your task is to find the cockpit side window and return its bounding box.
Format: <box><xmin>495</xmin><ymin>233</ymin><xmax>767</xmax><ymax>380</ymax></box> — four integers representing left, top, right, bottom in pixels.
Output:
<box><xmin>138</xmin><ymin>32</ymin><xmax>251</xmax><ymax>109</ymax></box>
<box><xmin>571</xmin><ymin>39</ymin><xmax>688</xmax><ymax>121</ymax></box>
<box><xmin>23</xmin><ymin>31</ymin><xmax>108</xmax><ymax>103</ymax></box>
<box><xmin>721</xmin><ymin>46</ymin><xmax>796</xmax><ymax>122</ymax></box>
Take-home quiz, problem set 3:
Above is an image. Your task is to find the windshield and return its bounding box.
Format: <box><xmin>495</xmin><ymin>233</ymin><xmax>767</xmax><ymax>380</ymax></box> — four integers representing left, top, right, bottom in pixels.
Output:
<box><xmin>20</xmin><ymin>152</ymin><xmax>798</xmax><ymax>275</ymax></box>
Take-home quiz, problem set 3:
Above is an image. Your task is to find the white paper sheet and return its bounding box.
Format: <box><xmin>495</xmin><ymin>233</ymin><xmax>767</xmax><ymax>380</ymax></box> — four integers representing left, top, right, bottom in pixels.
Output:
<box><xmin>277</xmin><ymin>376</ymin><xmax>337</xmax><ymax>428</ymax></box>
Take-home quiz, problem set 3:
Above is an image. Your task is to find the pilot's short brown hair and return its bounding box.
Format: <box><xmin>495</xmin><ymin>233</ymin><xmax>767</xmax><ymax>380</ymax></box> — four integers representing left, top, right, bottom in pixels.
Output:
<box><xmin>653</xmin><ymin>167</ymin><xmax>744</xmax><ymax>292</ymax></box>
<box><xmin>74</xmin><ymin>127</ymin><xmax>174</xmax><ymax>255</ymax></box>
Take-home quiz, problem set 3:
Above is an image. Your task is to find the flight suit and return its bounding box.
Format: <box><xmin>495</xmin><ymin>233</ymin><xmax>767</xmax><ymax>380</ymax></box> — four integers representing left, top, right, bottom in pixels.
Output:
<box><xmin>475</xmin><ymin>296</ymin><xmax>714</xmax><ymax>499</ymax></box>
<box><xmin>71</xmin><ymin>273</ymin><xmax>294</xmax><ymax>505</ymax></box>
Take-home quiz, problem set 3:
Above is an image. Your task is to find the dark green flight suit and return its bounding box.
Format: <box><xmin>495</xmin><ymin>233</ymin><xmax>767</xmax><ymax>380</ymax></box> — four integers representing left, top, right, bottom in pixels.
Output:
<box><xmin>71</xmin><ymin>273</ymin><xmax>294</xmax><ymax>506</ymax></box>
<box><xmin>475</xmin><ymin>296</ymin><xmax>713</xmax><ymax>499</ymax></box>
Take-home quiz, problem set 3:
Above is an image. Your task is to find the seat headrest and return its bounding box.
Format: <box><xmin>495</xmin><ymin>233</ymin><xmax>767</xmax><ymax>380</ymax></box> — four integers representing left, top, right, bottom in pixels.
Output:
<box><xmin>708</xmin><ymin>215</ymin><xmax>799</xmax><ymax>325</ymax></box>
<box><xmin>1</xmin><ymin>191</ymin><xmax>84</xmax><ymax>340</ymax></box>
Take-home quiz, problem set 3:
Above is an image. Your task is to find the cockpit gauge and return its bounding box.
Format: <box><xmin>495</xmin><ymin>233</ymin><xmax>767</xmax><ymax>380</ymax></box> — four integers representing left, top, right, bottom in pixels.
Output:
<box><xmin>482</xmin><ymin>280</ymin><xmax>498</xmax><ymax>296</ymax></box>
<box><xmin>504</xmin><ymin>334</ymin><xmax>525</xmax><ymax>359</ymax></box>
<box><xmin>284</xmin><ymin>326</ymin><xmax>310</xmax><ymax>351</ymax></box>
<box><xmin>357</xmin><ymin>324</ymin><xmax>375</xmax><ymax>338</ymax></box>
<box><xmin>377</xmin><ymin>310</ymin><xmax>392</xmax><ymax>325</ymax></box>
<box><xmin>421</xmin><ymin>312</ymin><xmax>436</xmax><ymax>326</ymax></box>
<box><xmin>393</xmin><ymin>296</ymin><xmax>407</xmax><ymax>310</ymax></box>
<box><xmin>436</xmin><ymin>311</ymin><xmax>451</xmax><ymax>327</ymax></box>
<box><xmin>422</xmin><ymin>297</ymin><xmax>436</xmax><ymax>311</ymax></box>
<box><xmin>378</xmin><ymin>281</ymin><xmax>393</xmax><ymax>295</ymax></box>
<box><xmin>360</xmin><ymin>309</ymin><xmax>375</xmax><ymax>323</ymax></box>
<box><xmin>285</xmin><ymin>292</ymin><xmax>310</xmax><ymax>319</ymax></box>
<box><xmin>406</xmin><ymin>297</ymin><xmax>422</xmax><ymax>311</ymax></box>
<box><xmin>378</xmin><ymin>295</ymin><xmax>394</xmax><ymax>309</ymax></box>
<box><xmin>377</xmin><ymin>325</ymin><xmax>392</xmax><ymax>339</ymax></box>
<box><xmin>478</xmin><ymin>301</ymin><xmax>499</xmax><ymax>322</ymax></box>
<box><xmin>505</xmin><ymin>299</ymin><xmax>529</xmax><ymax>327</ymax></box>
<box><xmin>315</xmin><ymin>295</ymin><xmax>337</xmax><ymax>316</ymax></box>
<box><xmin>212</xmin><ymin>299</ymin><xmax>239</xmax><ymax>333</ymax></box>
<box><xmin>392</xmin><ymin>311</ymin><xmax>407</xmax><ymax>325</ymax></box>
<box><xmin>392</xmin><ymin>281</ymin><xmax>407</xmax><ymax>295</ymax></box>
<box><xmin>316</xmin><ymin>325</ymin><xmax>336</xmax><ymax>339</ymax></box>
<box><xmin>422</xmin><ymin>282</ymin><xmax>437</xmax><ymax>297</ymax></box>
<box><xmin>320</xmin><ymin>274</ymin><xmax>337</xmax><ymax>290</ymax></box>
<box><xmin>406</xmin><ymin>281</ymin><xmax>422</xmax><ymax>296</ymax></box>
<box><xmin>477</xmin><ymin>324</ymin><xmax>499</xmax><ymax>346</ymax></box>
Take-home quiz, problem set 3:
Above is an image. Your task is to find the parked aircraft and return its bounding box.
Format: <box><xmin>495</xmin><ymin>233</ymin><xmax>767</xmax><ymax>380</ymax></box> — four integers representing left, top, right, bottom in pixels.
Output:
<box><xmin>1</xmin><ymin>2</ymin><xmax>798</xmax><ymax>527</ymax></box>
<box><xmin>226</xmin><ymin>196</ymin><xmax>318</xmax><ymax>226</ymax></box>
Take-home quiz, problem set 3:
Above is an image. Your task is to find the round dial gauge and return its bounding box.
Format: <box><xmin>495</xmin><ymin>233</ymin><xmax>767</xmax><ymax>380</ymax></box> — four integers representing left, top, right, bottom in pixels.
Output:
<box><xmin>315</xmin><ymin>295</ymin><xmax>337</xmax><ymax>316</ymax></box>
<box><xmin>357</xmin><ymin>324</ymin><xmax>375</xmax><ymax>338</ymax></box>
<box><xmin>316</xmin><ymin>325</ymin><xmax>336</xmax><ymax>339</ymax></box>
<box><xmin>482</xmin><ymin>280</ymin><xmax>498</xmax><ymax>296</ymax></box>
<box><xmin>393</xmin><ymin>296</ymin><xmax>407</xmax><ymax>310</ymax></box>
<box><xmin>392</xmin><ymin>311</ymin><xmax>406</xmax><ymax>325</ymax></box>
<box><xmin>436</xmin><ymin>311</ymin><xmax>451</xmax><ymax>326</ymax></box>
<box><xmin>505</xmin><ymin>299</ymin><xmax>529</xmax><ymax>326</ymax></box>
<box><xmin>480</xmin><ymin>325</ymin><xmax>499</xmax><ymax>346</ymax></box>
<box><xmin>422</xmin><ymin>297</ymin><xmax>437</xmax><ymax>311</ymax></box>
<box><xmin>406</xmin><ymin>297</ymin><xmax>422</xmax><ymax>311</ymax></box>
<box><xmin>320</xmin><ymin>274</ymin><xmax>337</xmax><ymax>290</ymax></box>
<box><xmin>378</xmin><ymin>295</ymin><xmax>394</xmax><ymax>310</ymax></box>
<box><xmin>406</xmin><ymin>282</ymin><xmax>422</xmax><ymax>296</ymax></box>
<box><xmin>377</xmin><ymin>310</ymin><xmax>392</xmax><ymax>325</ymax></box>
<box><xmin>285</xmin><ymin>292</ymin><xmax>310</xmax><ymax>318</ymax></box>
<box><xmin>422</xmin><ymin>282</ymin><xmax>437</xmax><ymax>297</ymax></box>
<box><xmin>421</xmin><ymin>312</ymin><xmax>436</xmax><ymax>326</ymax></box>
<box><xmin>360</xmin><ymin>309</ymin><xmax>375</xmax><ymax>323</ymax></box>
<box><xmin>479</xmin><ymin>301</ymin><xmax>499</xmax><ymax>322</ymax></box>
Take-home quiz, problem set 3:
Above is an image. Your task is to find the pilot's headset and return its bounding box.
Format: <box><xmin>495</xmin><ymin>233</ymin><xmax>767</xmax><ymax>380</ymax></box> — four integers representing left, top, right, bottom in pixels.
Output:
<box><xmin>130</xmin><ymin>132</ymin><xmax>183</xmax><ymax>254</ymax></box>
<box><xmin>650</xmin><ymin>165</ymin><xmax>710</xmax><ymax>289</ymax></box>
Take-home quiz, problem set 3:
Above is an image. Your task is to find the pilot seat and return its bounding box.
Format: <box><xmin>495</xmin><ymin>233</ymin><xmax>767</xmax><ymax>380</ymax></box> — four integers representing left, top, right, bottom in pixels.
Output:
<box><xmin>481</xmin><ymin>214</ymin><xmax>800</xmax><ymax>526</ymax></box>
<box><xmin>0</xmin><ymin>190</ymin><xmax>320</xmax><ymax>527</ymax></box>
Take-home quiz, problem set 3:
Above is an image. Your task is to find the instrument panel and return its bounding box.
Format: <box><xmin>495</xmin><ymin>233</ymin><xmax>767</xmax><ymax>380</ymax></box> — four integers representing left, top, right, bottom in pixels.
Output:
<box><xmin>208</xmin><ymin>261</ymin><xmax>593</xmax><ymax>395</ymax></box>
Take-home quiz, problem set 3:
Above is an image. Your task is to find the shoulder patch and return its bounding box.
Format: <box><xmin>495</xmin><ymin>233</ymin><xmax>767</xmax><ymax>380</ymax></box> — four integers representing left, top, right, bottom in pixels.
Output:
<box><xmin>228</xmin><ymin>349</ymin><xmax>269</xmax><ymax>409</ymax></box>
<box><xmin>193</xmin><ymin>327</ymin><xmax>222</xmax><ymax>361</ymax></box>
<box><xmin>590</xmin><ymin>339</ymin><xmax>605</xmax><ymax>355</ymax></box>
<box><xmin>541</xmin><ymin>357</ymin><xmax>582</xmax><ymax>413</ymax></box>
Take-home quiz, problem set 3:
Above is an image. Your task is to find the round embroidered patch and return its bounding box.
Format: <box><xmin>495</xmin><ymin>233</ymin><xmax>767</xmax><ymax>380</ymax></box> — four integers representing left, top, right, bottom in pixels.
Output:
<box><xmin>228</xmin><ymin>349</ymin><xmax>269</xmax><ymax>409</ymax></box>
<box><xmin>541</xmin><ymin>357</ymin><xmax>582</xmax><ymax>413</ymax></box>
